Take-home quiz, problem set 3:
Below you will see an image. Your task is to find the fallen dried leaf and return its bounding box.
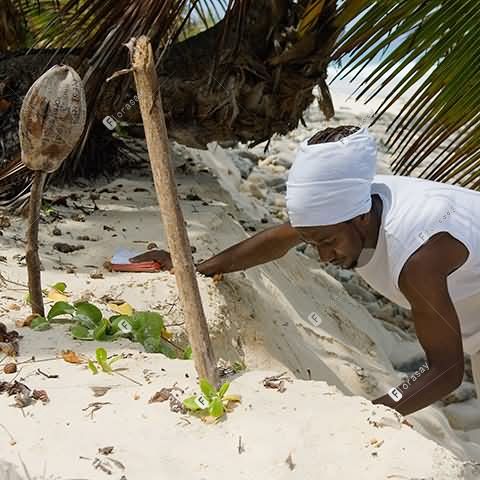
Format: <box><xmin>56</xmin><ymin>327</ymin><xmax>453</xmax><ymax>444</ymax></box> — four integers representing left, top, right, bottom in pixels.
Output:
<box><xmin>47</xmin><ymin>288</ymin><xmax>69</xmax><ymax>302</ymax></box>
<box><xmin>108</xmin><ymin>303</ymin><xmax>133</xmax><ymax>316</ymax></box>
<box><xmin>149</xmin><ymin>388</ymin><xmax>172</xmax><ymax>403</ymax></box>
<box><xmin>91</xmin><ymin>386</ymin><xmax>111</xmax><ymax>397</ymax></box>
<box><xmin>32</xmin><ymin>389</ymin><xmax>49</xmax><ymax>403</ymax></box>
<box><xmin>62</xmin><ymin>350</ymin><xmax>84</xmax><ymax>364</ymax></box>
<box><xmin>7</xmin><ymin>303</ymin><xmax>20</xmax><ymax>311</ymax></box>
<box><xmin>0</xmin><ymin>342</ymin><xmax>17</xmax><ymax>357</ymax></box>
<box><xmin>286</xmin><ymin>452</ymin><xmax>295</xmax><ymax>471</ymax></box>
<box><xmin>16</xmin><ymin>314</ymin><xmax>39</xmax><ymax>328</ymax></box>
<box><xmin>263</xmin><ymin>372</ymin><xmax>291</xmax><ymax>392</ymax></box>
<box><xmin>3</xmin><ymin>363</ymin><xmax>17</xmax><ymax>374</ymax></box>
<box><xmin>98</xmin><ymin>446</ymin><xmax>114</xmax><ymax>455</ymax></box>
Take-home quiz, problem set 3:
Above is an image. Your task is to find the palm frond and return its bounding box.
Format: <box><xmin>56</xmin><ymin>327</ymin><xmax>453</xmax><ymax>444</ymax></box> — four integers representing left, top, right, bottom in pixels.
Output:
<box><xmin>333</xmin><ymin>0</ymin><xmax>480</xmax><ymax>190</ymax></box>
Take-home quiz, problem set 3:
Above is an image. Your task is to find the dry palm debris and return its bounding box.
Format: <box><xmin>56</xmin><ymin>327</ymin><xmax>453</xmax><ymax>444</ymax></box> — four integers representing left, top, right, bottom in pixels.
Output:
<box><xmin>98</xmin><ymin>446</ymin><xmax>114</xmax><ymax>455</ymax></box>
<box><xmin>149</xmin><ymin>384</ymin><xmax>183</xmax><ymax>404</ymax></box>
<box><xmin>90</xmin><ymin>386</ymin><xmax>111</xmax><ymax>398</ymax></box>
<box><xmin>32</xmin><ymin>389</ymin><xmax>49</xmax><ymax>403</ymax></box>
<box><xmin>82</xmin><ymin>402</ymin><xmax>111</xmax><ymax>419</ymax></box>
<box><xmin>285</xmin><ymin>452</ymin><xmax>295</xmax><ymax>470</ymax></box>
<box><xmin>0</xmin><ymin>380</ymin><xmax>49</xmax><ymax>407</ymax></box>
<box><xmin>263</xmin><ymin>372</ymin><xmax>292</xmax><ymax>393</ymax></box>
<box><xmin>148</xmin><ymin>384</ymin><xmax>186</xmax><ymax>413</ymax></box>
<box><xmin>0</xmin><ymin>322</ymin><xmax>20</xmax><ymax>356</ymax></box>
<box><xmin>62</xmin><ymin>350</ymin><xmax>85</xmax><ymax>364</ymax></box>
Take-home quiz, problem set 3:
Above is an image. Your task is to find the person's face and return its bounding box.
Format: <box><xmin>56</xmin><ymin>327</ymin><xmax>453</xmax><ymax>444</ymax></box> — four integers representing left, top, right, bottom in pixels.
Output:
<box><xmin>296</xmin><ymin>222</ymin><xmax>364</xmax><ymax>269</ymax></box>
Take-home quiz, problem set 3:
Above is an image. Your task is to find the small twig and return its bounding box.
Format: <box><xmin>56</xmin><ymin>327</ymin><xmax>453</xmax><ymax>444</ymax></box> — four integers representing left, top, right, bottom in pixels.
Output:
<box><xmin>238</xmin><ymin>435</ymin><xmax>245</xmax><ymax>454</ymax></box>
<box><xmin>106</xmin><ymin>68</ymin><xmax>134</xmax><ymax>83</ymax></box>
<box><xmin>162</xmin><ymin>336</ymin><xmax>185</xmax><ymax>353</ymax></box>
<box><xmin>0</xmin><ymin>272</ymin><xmax>28</xmax><ymax>289</ymax></box>
<box><xmin>37</xmin><ymin>368</ymin><xmax>59</xmax><ymax>379</ymax></box>
<box><xmin>19</xmin><ymin>455</ymin><xmax>32</xmax><ymax>480</ymax></box>
<box><xmin>113</xmin><ymin>370</ymin><xmax>143</xmax><ymax>386</ymax></box>
<box><xmin>16</xmin><ymin>356</ymin><xmax>58</xmax><ymax>366</ymax></box>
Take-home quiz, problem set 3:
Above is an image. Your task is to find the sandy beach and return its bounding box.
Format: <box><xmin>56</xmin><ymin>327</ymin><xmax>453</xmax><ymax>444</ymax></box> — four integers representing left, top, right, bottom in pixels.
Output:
<box><xmin>1</xmin><ymin>90</ymin><xmax>480</xmax><ymax>479</ymax></box>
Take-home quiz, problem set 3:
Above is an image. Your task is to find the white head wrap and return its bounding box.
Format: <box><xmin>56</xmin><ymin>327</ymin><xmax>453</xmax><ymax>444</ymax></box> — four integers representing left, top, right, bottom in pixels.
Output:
<box><xmin>286</xmin><ymin>127</ymin><xmax>377</xmax><ymax>227</ymax></box>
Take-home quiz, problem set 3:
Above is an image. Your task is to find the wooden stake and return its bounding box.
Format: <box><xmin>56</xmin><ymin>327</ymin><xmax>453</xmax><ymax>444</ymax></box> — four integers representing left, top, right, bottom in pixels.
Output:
<box><xmin>130</xmin><ymin>36</ymin><xmax>217</xmax><ymax>386</ymax></box>
<box><xmin>25</xmin><ymin>171</ymin><xmax>47</xmax><ymax>317</ymax></box>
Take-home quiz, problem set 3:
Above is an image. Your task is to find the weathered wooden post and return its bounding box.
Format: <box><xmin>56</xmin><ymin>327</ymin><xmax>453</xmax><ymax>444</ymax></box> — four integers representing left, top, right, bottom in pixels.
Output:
<box><xmin>19</xmin><ymin>65</ymin><xmax>87</xmax><ymax>316</ymax></box>
<box><xmin>129</xmin><ymin>36</ymin><xmax>217</xmax><ymax>385</ymax></box>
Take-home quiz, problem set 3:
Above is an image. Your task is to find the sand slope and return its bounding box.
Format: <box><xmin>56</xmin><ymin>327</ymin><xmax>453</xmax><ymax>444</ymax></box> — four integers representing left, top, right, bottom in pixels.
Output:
<box><xmin>1</xmin><ymin>132</ymin><xmax>480</xmax><ymax>478</ymax></box>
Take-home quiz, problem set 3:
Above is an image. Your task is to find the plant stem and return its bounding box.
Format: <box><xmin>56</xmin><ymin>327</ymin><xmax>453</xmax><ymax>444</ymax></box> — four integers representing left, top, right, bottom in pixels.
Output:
<box><xmin>26</xmin><ymin>171</ymin><xmax>47</xmax><ymax>317</ymax></box>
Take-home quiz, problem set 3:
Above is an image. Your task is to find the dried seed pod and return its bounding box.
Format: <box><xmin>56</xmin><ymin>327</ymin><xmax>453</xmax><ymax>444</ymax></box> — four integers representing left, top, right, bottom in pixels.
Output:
<box><xmin>3</xmin><ymin>363</ymin><xmax>17</xmax><ymax>374</ymax></box>
<box><xmin>19</xmin><ymin>65</ymin><xmax>86</xmax><ymax>173</ymax></box>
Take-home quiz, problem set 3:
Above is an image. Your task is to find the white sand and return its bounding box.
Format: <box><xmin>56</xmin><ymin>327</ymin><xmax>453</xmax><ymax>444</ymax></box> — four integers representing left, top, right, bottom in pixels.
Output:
<box><xmin>1</xmin><ymin>93</ymin><xmax>480</xmax><ymax>479</ymax></box>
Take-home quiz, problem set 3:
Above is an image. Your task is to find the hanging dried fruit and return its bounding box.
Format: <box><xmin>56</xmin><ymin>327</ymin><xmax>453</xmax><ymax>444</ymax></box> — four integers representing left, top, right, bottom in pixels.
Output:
<box><xmin>19</xmin><ymin>65</ymin><xmax>87</xmax><ymax>316</ymax></box>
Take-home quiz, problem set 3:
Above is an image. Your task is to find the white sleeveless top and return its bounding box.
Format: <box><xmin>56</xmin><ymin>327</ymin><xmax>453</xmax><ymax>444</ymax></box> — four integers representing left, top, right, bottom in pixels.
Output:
<box><xmin>355</xmin><ymin>175</ymin><xmax>480</xmax><ymax>355</ymax></box>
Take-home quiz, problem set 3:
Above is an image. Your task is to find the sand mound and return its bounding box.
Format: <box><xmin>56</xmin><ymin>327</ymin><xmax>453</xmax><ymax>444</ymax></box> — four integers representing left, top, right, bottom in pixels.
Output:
<box><xmin>0</xmin><ymin>140</ymin><xmax>479</xmax><ymax>478</ymax></box>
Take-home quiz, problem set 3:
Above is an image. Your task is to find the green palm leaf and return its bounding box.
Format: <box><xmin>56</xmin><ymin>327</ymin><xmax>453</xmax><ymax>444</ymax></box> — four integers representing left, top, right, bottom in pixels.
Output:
<box><xmin>333</xmin><ymin>0</ymin><xmax>480</xmax><ymax>189</ymax></box>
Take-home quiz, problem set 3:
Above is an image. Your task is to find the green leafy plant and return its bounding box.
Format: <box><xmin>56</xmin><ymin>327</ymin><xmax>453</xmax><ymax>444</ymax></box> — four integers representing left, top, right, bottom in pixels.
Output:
<box><xmin>34</xmin><ymin>298</ymin><xmax>192</xmax><ymax>360</ymax></box>
<box><xmin>88</xmin><ymin>347</ymin><xmax>121</xmax><ymax>374</ymax></box>
<box><xmin>30</xmin><ymin>315</ymin><xmax>51</xmax><ymax>331</ymax></box>
<box><xmin>183</xmin><ymin>379</ymin><xmax>241</xmax><ymax>420</ymax></box>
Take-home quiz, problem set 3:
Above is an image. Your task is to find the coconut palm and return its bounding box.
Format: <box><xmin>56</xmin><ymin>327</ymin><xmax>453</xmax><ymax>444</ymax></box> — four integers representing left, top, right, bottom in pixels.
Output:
<box><xmin>0</xmin><ymin>0</ymin><xmax>478</xmax><ymax>208</ymax></box>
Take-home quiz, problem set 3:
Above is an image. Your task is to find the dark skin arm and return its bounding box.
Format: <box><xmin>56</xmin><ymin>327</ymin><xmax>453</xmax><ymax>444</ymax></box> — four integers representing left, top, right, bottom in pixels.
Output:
<box><xmin>372</xmin><ymin>232</ymin><xmax>468</xmax><ymax>415</ymax></box>
<box><xmin>130</xmin><ymin>221</ymin><xmax>303</xmax><ymax>276</ymax></box>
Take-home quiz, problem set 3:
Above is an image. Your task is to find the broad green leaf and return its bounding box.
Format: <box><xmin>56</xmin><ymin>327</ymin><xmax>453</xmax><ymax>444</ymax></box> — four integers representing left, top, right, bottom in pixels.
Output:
<box><xmin>108</xmin><ymin>355</ymin><xmax>121</xmax><ymax>365</ymax></box>
<box><xmin>218</xmin><ymin>382</ymin><xmax>230</xmax><ymax>398</ymax></box>
<box><xmin>31</xmin><ymin>316</ymin><xmax>51</xmax><ymax>331</ymax></box>
<box><xmin>110</xmin><ymin>315</ymin><xmax>134</xmax><ymax>335</ymax></box>
<box><xmin>47</xmin><ymin>301</ymin><xmax>75</xmax><ymax>320</ymax></box>
<box><xmin>88</xmin><ymin>360</ymin><xmax>98</xmax><ymax>375</ymax></box>
<box><xmin>157</xmin><ymin>338</ymin><xmax>177</xmax><ymax>359</ymax></box>
<box><xmin>143</xmin><ymin>337</ymin><xmax>176</xmax><ymax>358</ymax></box>
<box><xmin>74</xmin><ymin>302</ymin><xmax>103</xmax><ymax>328</ymax></box>
<box><xmin>71</xmin><ymin>325</ymin><xmax>93</xmax><ymax>340</ymax></box>
<box><xmin>199</xmin><ymin>378</ymin><xmax>216</xmax><ymax>400</ymax></box>
<box><xmin>94</xmin><ymin>319</ymin><xmax>109</xmax><ymax>341</ymax></box>
<box><xmin>51</xmin><ymin>282</ymin><xmax>67</xmax><ymax>293</ymax></box>
<box><xmin>183</xmin><ymin>396</ymin><xmax>202</xmax><ymax>411</ymax></box>
<box><xmin>95</xmin><ymin>347</ymin><xmax>108</xmax><ymax>364</ymax></box>
<box><xmin>133</xmin><ymin>311</ymin><xmax>165</xmax><ymax>338</ymax></box>
<box><xmin>209</xmin><ymin>397</ymin><xmax>225</xmax><ymax>418</ymax></box>
<box><xmin>95</xmin><ymin>348</ymin><xmax>113</xmax><ymax>373</ymax></box>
